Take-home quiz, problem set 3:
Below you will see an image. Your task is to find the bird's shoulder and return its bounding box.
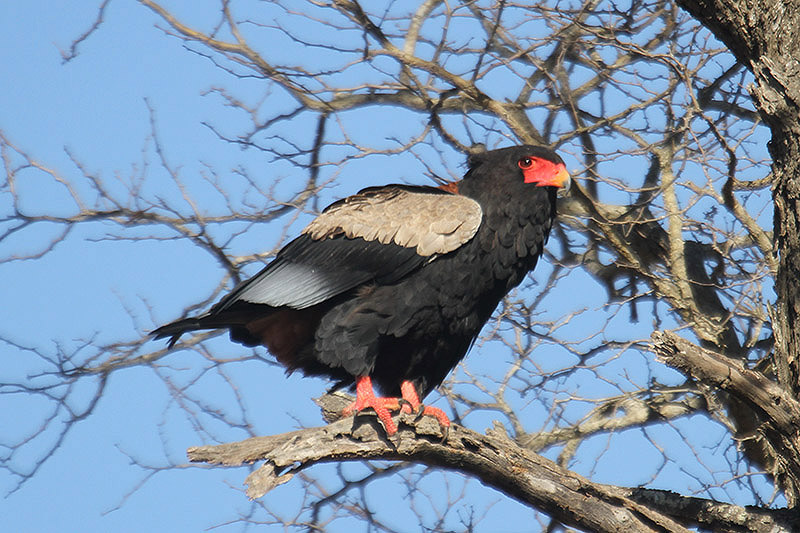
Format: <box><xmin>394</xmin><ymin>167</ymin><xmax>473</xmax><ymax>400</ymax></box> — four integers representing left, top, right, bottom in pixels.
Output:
<box><xmin>303</xmin><ymin>184</ymin><xmax>483</xmax><ymax>256</ymax></box>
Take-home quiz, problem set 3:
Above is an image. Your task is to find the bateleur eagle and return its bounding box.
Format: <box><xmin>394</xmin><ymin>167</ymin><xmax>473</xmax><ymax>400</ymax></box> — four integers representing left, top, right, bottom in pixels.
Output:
<box><xmin>153</xmin><ymin>145</ymin><xmax>570</xmax><ymax>435</ymax></box>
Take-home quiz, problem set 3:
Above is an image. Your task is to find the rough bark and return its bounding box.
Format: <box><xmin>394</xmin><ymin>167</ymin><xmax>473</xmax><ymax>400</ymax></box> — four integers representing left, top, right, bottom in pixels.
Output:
<box><xmin>627</xmin><ymin>489</ymin><xmax>800</xmax><ymax>533</ymax></box>
<box><xmin>651</xmin><ymin>331</ymin><xmax>800</xmax><ymax>504</ymax></box>
<box><xmin>186</xmin><ymin>393</ymin><xmax>799</xmax><ymax>533</ymax></box>
<box><xmin>672</xmin><ymin>0</ymin><xmax>800</xmax><ymax>504</ymax></box>
<box><xmin>678</xmin><ymin>0</ymin><xmax>800</xmax><ymax>397</ymax></box>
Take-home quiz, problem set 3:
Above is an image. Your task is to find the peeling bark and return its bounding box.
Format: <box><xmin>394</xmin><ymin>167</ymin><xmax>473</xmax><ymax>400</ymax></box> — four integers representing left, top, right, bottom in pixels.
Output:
<box><xmin>652</xmin><ymin>331</ymin><xmax>800</xmax><ymax>504</ymax></box>
<box><xmin>678</xmin><ymin>0</ymin><xmax>800</xmax><ymax>397</ymax></box>
<box><xmin>190</xmin><ymin>401</ymin><xmax>691</xmax><ymax>532</ymax></box>
<box><xmin>187</xmin><ymin>392</ymin><xmax>799</xmax><ymax>533</ymax></box>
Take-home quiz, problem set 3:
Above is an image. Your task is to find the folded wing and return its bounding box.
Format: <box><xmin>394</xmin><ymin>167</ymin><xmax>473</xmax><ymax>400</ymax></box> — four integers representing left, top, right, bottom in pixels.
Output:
<box><xmin>216</xmin><ymin>185</ymin><xmax>482</xmax><ymax>311</ymax></box>
<box><xmin>153</xmin><ymin>185</ymin><xmax>483</xmax><ymax>347</ymax></box>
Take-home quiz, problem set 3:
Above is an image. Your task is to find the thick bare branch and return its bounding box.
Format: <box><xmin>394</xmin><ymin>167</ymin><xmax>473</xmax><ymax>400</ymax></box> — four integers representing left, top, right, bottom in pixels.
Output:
<box><xmin>651</xmin><ymin>331</ymin><xmax>800</xmax><ymax>504</ymax></box>
<box><xmin>189</xmin><ymin>393</ymin><xmax>799</xmax><ymax>532</ymax></box>
<box><xmin>189</xmin><ymin>396</ymin><xmax>691</xmax><ymax>533</ymax></box>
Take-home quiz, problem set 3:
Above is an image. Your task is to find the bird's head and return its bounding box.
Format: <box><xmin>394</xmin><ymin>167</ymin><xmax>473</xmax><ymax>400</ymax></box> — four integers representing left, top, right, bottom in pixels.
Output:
<box><xmin>467</xmin><ymin>145</ymin><xmax>571</xmax><ymax>195</ymax></box>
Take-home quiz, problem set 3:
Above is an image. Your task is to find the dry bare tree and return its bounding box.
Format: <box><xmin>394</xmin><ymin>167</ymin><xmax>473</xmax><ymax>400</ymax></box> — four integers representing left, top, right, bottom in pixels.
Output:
<box><xmin>3</xmin><ymin>0</ymin><xmax>800</xmax><ymax>531</ymax></box>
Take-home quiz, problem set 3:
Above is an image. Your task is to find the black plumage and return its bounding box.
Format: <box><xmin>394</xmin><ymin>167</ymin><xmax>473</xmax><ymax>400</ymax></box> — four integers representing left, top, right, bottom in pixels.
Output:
<box><xmin>153</xmin><ymin>145</ymin><xmax>569</xmax><ymax>434</ymax></box>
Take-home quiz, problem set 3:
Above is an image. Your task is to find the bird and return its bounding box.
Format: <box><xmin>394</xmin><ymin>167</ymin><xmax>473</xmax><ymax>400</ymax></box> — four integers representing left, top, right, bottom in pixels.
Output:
<box><xmin>152</xmin><ymin>145</ymin><xmax>570</xmax><ymax>435</ymax></box>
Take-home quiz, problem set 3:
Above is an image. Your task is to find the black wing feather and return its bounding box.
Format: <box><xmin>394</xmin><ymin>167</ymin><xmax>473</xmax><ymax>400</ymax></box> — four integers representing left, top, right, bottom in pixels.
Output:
<box><xmin>214</xmin><ymin>234</ymin><xmax>426</xmax><ymax>312</ymax></box>
<box><xmin>153</xmin><ymin>183</ymin><xmax>482</xmax><ymax>346</ymax></box>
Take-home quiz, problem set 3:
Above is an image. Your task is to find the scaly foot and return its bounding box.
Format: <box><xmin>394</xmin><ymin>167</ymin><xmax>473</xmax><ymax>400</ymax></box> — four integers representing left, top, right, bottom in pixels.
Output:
<box><xmin>342</xmin><ymin>376</ymin><xmax>402</xmax><ymax>434</ymax></box>
<box><xmin>342</xmin><ymin>377</ymin><xmax>450</xmax><ymax>437</ymax></box>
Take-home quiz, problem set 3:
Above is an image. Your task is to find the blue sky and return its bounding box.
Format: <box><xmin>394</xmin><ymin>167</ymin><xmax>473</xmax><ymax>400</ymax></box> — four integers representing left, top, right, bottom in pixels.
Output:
<box><xmin>0</xmin><ymin>3</ymin><xmax>539</xmax><ymax>530</ymax></box>
<box><xmin>0</xmin><ymin>3</ymin><xmax>282</xmax><ymax>530</ymax></box>
<box><xmin>0</xmin><ymin>1</ymin><xmax>777</xmax><ymax>531</ymax></box>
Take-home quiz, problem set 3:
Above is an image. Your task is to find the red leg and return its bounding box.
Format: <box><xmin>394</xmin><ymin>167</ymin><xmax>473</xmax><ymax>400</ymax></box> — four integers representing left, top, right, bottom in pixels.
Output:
<box><xmin>399</xmin><ymin>381</ymin><xmax>451</xmax><ymax>431</ymax></box>
<box><xmin>342</xmin><ymin>376</ymin><xmax>401</xmax><ymax>434</ymax></box>
<box><xmin>342</xmin><ymin>377</ymin><xmax>451</xmax><ymax>436</ymax></box>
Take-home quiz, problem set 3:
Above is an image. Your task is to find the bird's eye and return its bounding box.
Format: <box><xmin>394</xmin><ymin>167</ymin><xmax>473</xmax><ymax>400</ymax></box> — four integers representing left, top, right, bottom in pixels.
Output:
<box><xmin>518</xmin><ymin>157</ymin><xmax>534</xmax><ymax>169</ymax></box>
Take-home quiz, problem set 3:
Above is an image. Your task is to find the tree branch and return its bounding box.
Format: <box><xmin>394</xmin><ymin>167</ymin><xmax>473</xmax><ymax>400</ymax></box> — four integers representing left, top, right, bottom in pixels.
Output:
<box><xmin>189</xmin><ymin>394</ymin><xmax>690</xmax><ymax>533</ymax></box>
<box><xmin>651</xmin><ymin>331</ymin><xmax>800</xmax><ymax>505</ymax></box>
<box><xmin>627</xmin><ymin>488</ymin><xmax>800</xmax><ymax>533</ymax></box>
<box><xmin>188</xmin><ymin>392</ymin><xmax>799</xmax><ymax>532</ymax></box>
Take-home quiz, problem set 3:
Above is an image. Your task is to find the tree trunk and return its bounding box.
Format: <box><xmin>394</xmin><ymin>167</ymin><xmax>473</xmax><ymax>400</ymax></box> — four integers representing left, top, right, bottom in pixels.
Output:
<box><xmin>677</xmin><ymin>0</ymin><xmax>800</xmax><ymax>504</ymax></box>
<box><xmin>677</xmin><ymin>0</ymin><xmax>800</xmax><ymax>394</ymax></box>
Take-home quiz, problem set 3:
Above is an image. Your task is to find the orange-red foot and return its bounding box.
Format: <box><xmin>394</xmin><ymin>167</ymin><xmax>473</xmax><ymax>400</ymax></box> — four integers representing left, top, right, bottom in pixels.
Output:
<box><xmin>400</xmin><ymin>381</ymin><xmax>451</xmax><ymax>438</ymax></box>
<box><xmin>342</xmin><ymin>376</ymin><xmax>402</xmax><ymax>434</ymax></box>
<box><xmin>342</xmin><ymin>377</ymin><xmax>451</xmax><ymax>437</ymax></box>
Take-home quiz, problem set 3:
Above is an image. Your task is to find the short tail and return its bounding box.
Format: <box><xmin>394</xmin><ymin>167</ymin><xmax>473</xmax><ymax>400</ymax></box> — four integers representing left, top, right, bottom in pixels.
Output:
<box><xmin>152</xmin><ymin>303</ymin><xmax>274</xmax><ymax>348</ymax></box>
<box><xmin>151</xmin><ymin>316</ymin><xmax>203</xmax><ymax>348</ymax></box>
<box><xmin>151</xmin><ymin>313</ymin><xmax>240</xmax><ymax>348</ymax></box>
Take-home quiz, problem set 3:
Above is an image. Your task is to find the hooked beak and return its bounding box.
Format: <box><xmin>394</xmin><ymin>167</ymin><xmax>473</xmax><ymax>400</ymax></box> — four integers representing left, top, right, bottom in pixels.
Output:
<box><xmin>555</xmin><ymin>165</ymin><xmax>571</xmax><ymax>197</ymax></box>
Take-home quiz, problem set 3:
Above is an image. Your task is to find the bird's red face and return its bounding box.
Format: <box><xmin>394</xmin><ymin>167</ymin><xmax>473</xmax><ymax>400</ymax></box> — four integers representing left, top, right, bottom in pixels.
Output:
<box><xmin>518</xmin><ymin>156</ymin><xmax>570</xmax><ymax>189</ymax></box>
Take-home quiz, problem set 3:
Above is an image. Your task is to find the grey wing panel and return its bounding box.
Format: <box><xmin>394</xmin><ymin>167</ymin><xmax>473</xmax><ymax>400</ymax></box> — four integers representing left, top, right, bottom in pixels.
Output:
<box><xmin>213</xmin><ymin>186</ymin><xmax>481</xmax><ymax>313</ymax></box>
<box><xmin>214</xmin><ymin>233</ymin><xmax>427</xmax><ymax>312</ymax></box>
<box><xmin>235</xmin><ymin>260</ymin><xmax>369</xmax><ymax>309</ymax></box>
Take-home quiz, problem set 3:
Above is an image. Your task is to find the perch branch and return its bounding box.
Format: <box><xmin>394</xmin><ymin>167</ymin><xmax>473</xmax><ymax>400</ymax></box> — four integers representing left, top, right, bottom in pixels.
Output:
<box><xmin>188</xmin><ymin>391</ymin><xmax>799</xmax><ymax>531</ymax></box>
